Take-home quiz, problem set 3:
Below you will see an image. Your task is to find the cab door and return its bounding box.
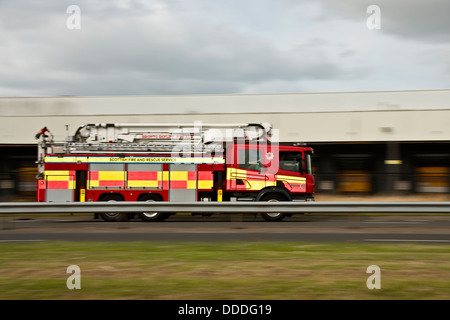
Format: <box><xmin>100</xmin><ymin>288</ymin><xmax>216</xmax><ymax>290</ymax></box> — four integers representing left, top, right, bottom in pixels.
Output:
<box><xmin>226</xmin><ymin>144</ymin><xmax>276</xmax><ymax>191</ymax></box>
<box><xmin>276</xmin><ymin>150</ymin><xmax>307</xmax><ymax>193</ymax></box>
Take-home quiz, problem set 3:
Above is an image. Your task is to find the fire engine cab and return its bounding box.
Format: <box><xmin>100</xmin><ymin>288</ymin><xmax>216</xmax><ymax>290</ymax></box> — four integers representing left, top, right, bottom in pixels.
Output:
<box><xmin>36</xmin><ymin>122</ymin><xmax>314</xmax><ymax>221</ymax></box>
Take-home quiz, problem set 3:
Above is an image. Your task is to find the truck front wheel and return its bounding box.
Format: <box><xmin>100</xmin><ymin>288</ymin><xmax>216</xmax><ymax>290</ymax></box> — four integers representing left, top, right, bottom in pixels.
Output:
<box><xmin>259</xmin><ymin>194</ymin><xmax>286</xmax><ymax>222</ymax></box>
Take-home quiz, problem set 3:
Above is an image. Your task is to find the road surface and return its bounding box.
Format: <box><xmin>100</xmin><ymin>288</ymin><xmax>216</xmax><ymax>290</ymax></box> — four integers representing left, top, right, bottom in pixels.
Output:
<box><xmin>1</xmin><ymin>214</ymin><xmax>449</xmax><ymax>243</ymax></box>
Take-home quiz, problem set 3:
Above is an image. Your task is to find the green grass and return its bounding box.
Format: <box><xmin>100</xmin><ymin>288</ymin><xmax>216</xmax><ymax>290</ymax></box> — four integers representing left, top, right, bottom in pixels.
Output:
<box><xmin>0</xmin><ymin>241</ymin><xmax>449</xmax><ymax>299</ymax></box>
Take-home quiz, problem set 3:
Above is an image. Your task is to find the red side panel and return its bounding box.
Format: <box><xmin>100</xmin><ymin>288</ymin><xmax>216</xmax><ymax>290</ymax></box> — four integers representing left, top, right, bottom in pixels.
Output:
<box><xmin>37</xmin><ymin>179</ymin><xmax>46</xmax><ymax>202</ymax></box>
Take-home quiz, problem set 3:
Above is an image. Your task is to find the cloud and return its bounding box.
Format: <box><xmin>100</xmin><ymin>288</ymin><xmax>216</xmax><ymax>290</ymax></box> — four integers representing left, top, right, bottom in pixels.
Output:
<box><xmin>0</xmin><ymin>0</ymin><xmax>349</xmax><ymax>96</ymax></box>
<box><xmin>318</xmin><ymin>0</ymin><xmax>450</xmax><ymax>43</ymax></box>
<box><xmin>0</xmin><ymin>0</ymin><xmax>449</xmax><ymax>97</ymax></box>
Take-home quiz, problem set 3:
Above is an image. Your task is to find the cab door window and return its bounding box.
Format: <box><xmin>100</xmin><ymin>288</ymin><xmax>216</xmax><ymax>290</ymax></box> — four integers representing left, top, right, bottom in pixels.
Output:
<box><xmin>238</xmin><ymin>149</ymin><xmax>262</xmax><ymax>171</ymax></box>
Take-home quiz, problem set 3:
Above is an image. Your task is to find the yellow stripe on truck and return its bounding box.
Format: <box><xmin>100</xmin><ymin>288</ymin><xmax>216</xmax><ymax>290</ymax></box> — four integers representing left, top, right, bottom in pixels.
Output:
<box><xmin>98</xmin><ymin>171</ymin><xmax>125</xmax><ymax>180</ymax></box>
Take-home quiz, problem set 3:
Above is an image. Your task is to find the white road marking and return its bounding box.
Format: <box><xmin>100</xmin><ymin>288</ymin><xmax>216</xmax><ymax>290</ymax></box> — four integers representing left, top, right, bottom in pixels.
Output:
<box><xmin>364</xmin><ymin>220</ymin><xmax>427</xmax><ymax>224</ymax></box>
<box><xmin>366</xmin><ymin>239</ymin><xmax>450</xmax><ymax>243</ymax></box>
<box><xmin>0</xmin><ymin>239</ymin><xmax>45</xmax><ymax>242</ymax></box>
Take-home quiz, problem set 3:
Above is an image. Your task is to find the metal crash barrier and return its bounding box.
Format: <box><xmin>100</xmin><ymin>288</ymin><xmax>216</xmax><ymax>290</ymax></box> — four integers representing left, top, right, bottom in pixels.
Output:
<box><xmin>0</xmin><ymin>201</ymin><xmax>450</xmax><ymax>215</ymax></box>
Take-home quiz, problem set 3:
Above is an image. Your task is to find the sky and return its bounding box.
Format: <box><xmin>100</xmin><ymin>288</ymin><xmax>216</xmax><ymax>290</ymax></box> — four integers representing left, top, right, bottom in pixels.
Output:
<box><xmin>0</xmin><ymin>0</ymin><xmax>449</xmax><ymax>97</ymax></box>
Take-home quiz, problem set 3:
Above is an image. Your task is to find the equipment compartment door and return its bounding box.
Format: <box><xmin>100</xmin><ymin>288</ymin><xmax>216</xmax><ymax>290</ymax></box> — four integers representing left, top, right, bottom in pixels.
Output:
<box><xmin>169</xmin><ymin>164</ymin><xmax>197</xmax><ymax>202</ymax></box>
<box><xmin>88</xmin><ymin>163</ymin><xmax>125</xmax><ymax>190</ymax></box>
<box><xmin>44</xmin><ymin>170</ymin><xmax>75</xmax><ymax>202</ymax></box>
<box><xmin>127</xmin><ymin>163</ymin><xmax>163</xmax><ymax>189</ymax></box>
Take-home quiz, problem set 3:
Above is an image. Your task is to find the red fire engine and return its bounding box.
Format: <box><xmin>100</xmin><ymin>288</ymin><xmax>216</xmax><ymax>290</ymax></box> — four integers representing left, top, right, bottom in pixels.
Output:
<box><xmin>36</xmin><ymin>122</ymin><xmax>314</xmax><ymax>221</ymax></box>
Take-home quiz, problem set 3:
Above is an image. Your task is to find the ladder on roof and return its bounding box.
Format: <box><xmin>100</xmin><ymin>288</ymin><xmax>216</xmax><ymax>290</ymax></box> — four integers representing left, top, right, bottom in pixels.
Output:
<box><xmin>65</xmin><ymin>122</ymin><xmax>272</xmax><ymax>154</ymax></box>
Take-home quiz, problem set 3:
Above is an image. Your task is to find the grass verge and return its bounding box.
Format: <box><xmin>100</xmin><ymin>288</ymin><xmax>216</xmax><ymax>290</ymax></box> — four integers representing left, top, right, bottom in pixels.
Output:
<box><xmin>0</xmin><ymin>241</ymin><xmax>449</xmax><ymax>300</ymax></box>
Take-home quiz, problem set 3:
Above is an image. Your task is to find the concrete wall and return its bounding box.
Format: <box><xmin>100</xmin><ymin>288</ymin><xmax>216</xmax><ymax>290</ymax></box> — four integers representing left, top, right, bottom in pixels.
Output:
<box><xmin>1</xmin><ymin>89</ymin><xmax>449</xmax><ymax>144</ymax></box>
<box><xmin>1</xmin><ymin>109</ymin><xmax>449</xmax><ymax>144</ymax></box>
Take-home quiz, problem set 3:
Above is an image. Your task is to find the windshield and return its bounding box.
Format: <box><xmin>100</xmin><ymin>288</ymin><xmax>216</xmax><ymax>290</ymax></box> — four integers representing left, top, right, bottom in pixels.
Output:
<box><xmin>305</xmin><ymin>152</ymin><xmax>313</xmax><ymax>175</ymax></box>
<box><xmin>279</xmin><ymin>151</ymin><xmax>302</xmax><ymax>173</ymax></box>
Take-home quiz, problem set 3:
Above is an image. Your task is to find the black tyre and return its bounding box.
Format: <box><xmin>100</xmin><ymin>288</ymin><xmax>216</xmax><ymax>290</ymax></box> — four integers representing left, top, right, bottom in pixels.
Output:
<box><xmin>139</xmin><ymin>194</ymin><xmax>169</xmax><ymax>222</ymax></box>
<box><xmin>99</xmin><ymin>194</ymin><xmax>128</xmax><ymax>222</ymax></box>
<box><xmin>260</xmin><ymin>194</ymin><xmax>286</xmax><ymax>222</ymax></box>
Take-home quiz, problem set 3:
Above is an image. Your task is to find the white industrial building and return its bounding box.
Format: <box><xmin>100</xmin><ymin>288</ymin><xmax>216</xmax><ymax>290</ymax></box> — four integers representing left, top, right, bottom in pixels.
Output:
<box><xmin>1</xmin><ymin>89</ymin><xmax>449</xmax><ymax>197</ymax></box>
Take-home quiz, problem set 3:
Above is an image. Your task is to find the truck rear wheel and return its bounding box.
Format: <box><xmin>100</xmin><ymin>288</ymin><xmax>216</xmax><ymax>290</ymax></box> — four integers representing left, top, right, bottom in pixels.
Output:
<box><xmin>139</xmin><ymin>194</ymin><xmax>169</xmax><ymax>222</ymax></box>
<box><xmin>260</xmin><ymin>194</ymin><xmax>286</xmax><ymax>222</ymax></box>
<box><xmin>99</xmin><ymin>194</ymin><xmax>128</xmax><ymax>222</ymax></box>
